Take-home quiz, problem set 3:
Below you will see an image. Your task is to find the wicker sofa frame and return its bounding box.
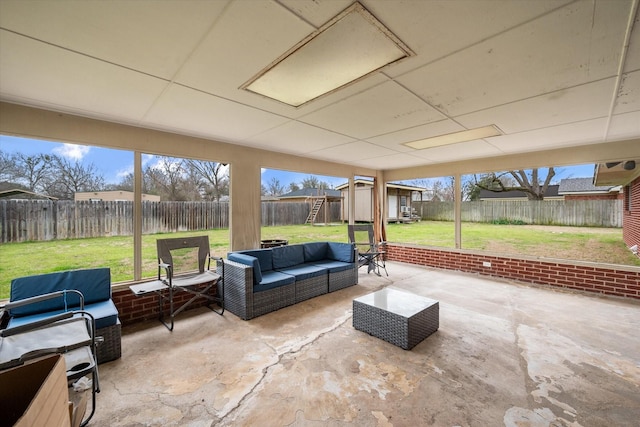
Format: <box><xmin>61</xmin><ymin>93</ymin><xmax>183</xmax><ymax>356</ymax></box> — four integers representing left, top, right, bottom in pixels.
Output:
<box><xmin>221</xmin><ymin>243</ymin><xmax>358</xmax><ymax>320</ymax></box>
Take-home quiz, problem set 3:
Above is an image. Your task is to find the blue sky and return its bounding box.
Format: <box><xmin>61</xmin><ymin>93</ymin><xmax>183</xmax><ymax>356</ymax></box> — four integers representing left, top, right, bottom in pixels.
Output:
<box><xmin>1</xmin><ymin>135</ymin><xmax>595</xmax><ymax>189</ymax></box>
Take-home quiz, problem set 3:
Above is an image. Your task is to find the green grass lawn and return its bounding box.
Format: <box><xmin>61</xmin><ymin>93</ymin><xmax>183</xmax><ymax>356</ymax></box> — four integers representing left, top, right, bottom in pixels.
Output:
<box><xmin>1</xmin><ymin>221</ymin><xmax>638</xmax><ymax>299</ymax></box>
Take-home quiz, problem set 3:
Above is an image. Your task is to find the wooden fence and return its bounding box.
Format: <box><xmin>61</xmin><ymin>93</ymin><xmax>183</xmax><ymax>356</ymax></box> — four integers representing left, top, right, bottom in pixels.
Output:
<box><xmin>0</xmin><ymin>200</ymin><xmax>342</xmax><ymax>243</ymax></box>
<box><xmin>413</xmin><ymin>199</ymin><xmax>623</xmax><ymax>227</ymax></box>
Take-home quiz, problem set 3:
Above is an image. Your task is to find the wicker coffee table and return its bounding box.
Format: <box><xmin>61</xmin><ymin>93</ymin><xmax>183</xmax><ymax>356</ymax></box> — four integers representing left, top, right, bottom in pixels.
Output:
<box><xmin>353</xmin><ymin>288</ymin><xmax>439</xmax><ymax>350</ymax></box>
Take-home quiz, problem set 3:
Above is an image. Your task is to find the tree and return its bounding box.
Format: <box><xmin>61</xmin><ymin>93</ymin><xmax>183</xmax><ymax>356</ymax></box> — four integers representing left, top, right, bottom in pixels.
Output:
<box><xmin>266</xmin><ymin>177</ymin><xmax>285</xmax><ymax>196</ymax></box>
<box><xmin>145</xmin><ymin>157</ymin><xmax>188</xmax><ymax>201</ymax></box>
<box><xmin>301</xmin><ymin>175</ymin><xmax>330</xmax><ymax>190</ymax></box>
<box><xmin>288</xmin><ymin>182</ymin><xmax>300</xmax><ymax>192</ymax></box>
<box><xmin>185</xmin><ymin>159</ymin><xmax>229</xmax><ymax>201</ymax></box>
<box><xmin>472</xmin><ymin>168</ymin><xmax>556</xmax><ymax>200</ymax></box>
<box><xmin>45</xmin><ymin>156</ymin><xmax>105</xmax><ymax>199</ymax></box>
<box><xmin>7</xmin><ymin>152</ymin><xmax>56</xmax><ymax>193</ymax></box>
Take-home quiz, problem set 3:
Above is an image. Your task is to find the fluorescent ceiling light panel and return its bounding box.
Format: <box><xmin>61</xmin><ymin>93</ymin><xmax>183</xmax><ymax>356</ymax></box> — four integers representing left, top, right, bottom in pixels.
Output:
<box><xmin>404</xmin><ymin>125</ymin><xmax>504</xmax><ymax>149</ymax></box>
<box><xmin>242</xmin><ymin>2</ymin><xmax>413</xmax><ymax>107</ymax></box>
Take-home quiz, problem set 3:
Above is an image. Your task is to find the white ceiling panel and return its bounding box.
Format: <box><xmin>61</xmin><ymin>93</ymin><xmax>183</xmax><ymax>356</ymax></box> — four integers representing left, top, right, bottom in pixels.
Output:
<box><xmin>457</xmin><ymin>78</ymin><xmax>616</xmax><ymax>135</ymax></box>
<box><xmin>143</xmin><ymin>84</ymin><xmax>289</xmax><ymax>142</ymax></box>
<box><xmin>278</xmin><ymin>0</ymin><xmax>353</xmax><ymax>28</ymax></box>
<box><xmin>348</xmin><ymin>152</ymin><xmax>433</xmax><ymax>170</ymax></box>
<box><xmin>309</xmin><ymin>140</ymin><xmax>398</xmax><ymax>162</ymax></box>
<box><xmin>412</xmin><ymin>140</ymin><xmax>503</xmax><ymax>162</ymax></box>
<box><xmin>397</xmin><ymin>0</ymin><xmax>627</xmax><ymax>117</ymax></box>
<box><xmin>176</xmin><ymin>0</ymin><xmax>313</xmax><ymax>110</ymax></box>
<box><xmin>366</xmin><ymin>119</ymin><xmax>466</xmax><ymax>152</ymax></box>
<box><xmin>608</xmin><ymin>111</ymin><xmax>640</xmax><ymax>141</ymax></box>
<box><xmin>614</xmin><ymin>70</ymin><xmax>640</xmax><ymax>114</ymax></box>
<box><xmin>299</xmin><ymin>80</ymin><xmax>445</xmax><ymax>139</ymax></box>
<box><xmin>246</xmin><ymin>121</ymin><xmax>356</xmax><ymax>155</ymax></box>
<box><xmin>0</xmin><ymin>0</ymin><xmax>228</xmax><ymax>80</ymax></box>
<box><xmin>367</xmin><ymin>0</ymin><xmax>574</xmax><ymax>78</ymax></box>
<box><xmin>0</xmin><ymin>30</ymin><xmax>167</xmax><ymax>121</ymax></box>
<box><xmin>489</xmin><ymin>119</ymin><xmax>608</xmax><ymax>154</ymax></box>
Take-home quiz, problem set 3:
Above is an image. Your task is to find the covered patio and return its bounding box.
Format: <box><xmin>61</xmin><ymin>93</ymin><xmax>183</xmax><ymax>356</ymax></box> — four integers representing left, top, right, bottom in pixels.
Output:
<box><xmin>93</xmin><ymin>262</ymin><xmax>639</xmax><ymax>426</ymax></box>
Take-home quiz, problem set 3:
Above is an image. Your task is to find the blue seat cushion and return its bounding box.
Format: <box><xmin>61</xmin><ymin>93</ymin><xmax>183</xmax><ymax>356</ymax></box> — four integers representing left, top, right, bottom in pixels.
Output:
<box><xmin>8</xmin><ymin>299</ymin><xmax>119</xmax><ymax>330</ymax></box>
<box><xmin>228</xmin><ymin>253</ymin><xmax>262</xmax><ymax>285</ymax></box>
<box><xmin>237</xmin><ymin>249</ymin><xmax>273</xmax><ymax>272</ymax></box>
<box><xmin>328</xmin><ymin>242</ymin><xmax>355</xmax><ymax>263</ymax></box>
<box><xmin>10</xmin><ymin>268</ymin><xmax>112</xmax><ymax>317</ymax></box>
<box><xmin>255</xmin><ymin>271</ymin><xmax>295</xmax><ymax>292</ymax></box>
<box><xmin>276</xmin><ymin>264</ymin><xmax>327</xmax><ymax>281</ymax></box>
<box><xmin>312</xmin><ymin>260</ymin><xmax>353</xmax><ymax>273</ymax></box>
<box><xmin>303</xmin><ymin>242</ymin><xmax>328</xmax><ymax>262</ymax></box>
<box><xmin>272</xmin><ymin>245</ymin><xmax>305</xmax><ymax>269</ymax></box>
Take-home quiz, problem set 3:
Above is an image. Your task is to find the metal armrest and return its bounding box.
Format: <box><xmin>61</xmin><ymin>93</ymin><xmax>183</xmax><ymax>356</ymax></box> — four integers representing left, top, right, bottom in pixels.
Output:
<box><xmin>3</xmin><ymin>289</ymin><xmax>85</xmax><ymax>312</ymax></box>
<box><xmin>1</xmin><ymin>312</ymin><xmax>74</xmax><ymax>337</ymax></box>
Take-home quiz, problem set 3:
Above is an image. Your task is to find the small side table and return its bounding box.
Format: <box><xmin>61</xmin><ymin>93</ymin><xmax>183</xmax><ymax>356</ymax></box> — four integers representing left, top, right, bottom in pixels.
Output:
<box><xmin>353</xmin><ymin>288</ymin><xmax>439</xmax><ymax>350</ymax></box>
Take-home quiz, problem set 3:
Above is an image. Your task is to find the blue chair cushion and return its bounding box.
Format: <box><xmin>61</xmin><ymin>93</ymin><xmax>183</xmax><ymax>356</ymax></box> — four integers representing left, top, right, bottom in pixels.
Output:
<box><xmin>272</xmin><ymin>245</ymin><xmax>305</xmax><ymax>269</ymax></box>
<box><xmin>10</xmin><ymin>268</ymin><xmax>112</xmax><ymax>317</ymax></box>
<box><xmin>228</xmin><ymin>253</ymin><xmax>262</xmax><ymax>285</ymax></box>
<box><xmin>237</xmin><ymin>249</ymin><xmax>273</xmax><ymax>272</ymax></box>
<box><xmin>312</xmin><ymin>260</ymin><xmax>353</xmax><ymax>273</ymax></box>
<box><xmin>8</xmin><ymin>299</ymin><xmax>119</xmax><ymax>330</ymax></box>
<box><xmin>328</xmin><ymin>242</ymin><xmax>354</xmax><ymax>263</ymax></box>
<box><xmin>303</xmin><ymin>242</ymin><xmax>328</xmax><ymax>262</ymax></box>
<box><xmin>276</xmin><ymin>264</ymin><xmax>327</xmax><ymax>281</ymax></box>
<box><xmin>255</xmin><ymin>271</ymin><xmax>295</xmax><ymax>292</ymax></box>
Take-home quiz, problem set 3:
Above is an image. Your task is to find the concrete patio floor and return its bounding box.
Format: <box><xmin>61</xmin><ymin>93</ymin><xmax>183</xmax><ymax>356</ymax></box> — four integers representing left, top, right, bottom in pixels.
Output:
<box><xmin>91</xmin><ymin>262</ymin><xmax>640</xmax><ymax>427</ymax></box>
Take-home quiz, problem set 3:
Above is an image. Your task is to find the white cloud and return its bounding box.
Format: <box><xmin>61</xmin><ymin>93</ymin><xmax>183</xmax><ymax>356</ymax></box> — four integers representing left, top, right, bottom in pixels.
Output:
<box><xmin>53</xmin><ymin>143</ymin><xmax>90</xmax><ymax>160</ymax></box>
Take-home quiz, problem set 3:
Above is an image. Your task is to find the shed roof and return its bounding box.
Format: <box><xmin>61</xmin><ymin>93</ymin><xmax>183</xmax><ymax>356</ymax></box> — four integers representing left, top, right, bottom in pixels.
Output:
<box><xmin>558</xmin><ymin>178</ymin><xmax>616</xmax><ymax>194</ymax></box>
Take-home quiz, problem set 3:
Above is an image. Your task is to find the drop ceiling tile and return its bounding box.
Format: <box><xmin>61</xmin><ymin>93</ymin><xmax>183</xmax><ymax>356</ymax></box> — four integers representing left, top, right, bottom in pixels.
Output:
<box><xmin>457</xmin><ymin>78</ymin><xmax>616</xmax><ymax>135</ymax></box>
<box><xmin>346</xmin><ymin>152</ymin><xmax>433</xmax><ymax>170</ymax></box>
<box><xmin>614</xmin><ymin>70</ymin><xmax>640</xmax><ymax>114</ymax></box>
<box><xmin>309</xmin><ymin>140</ymin><xmax>399</xmax><ymax>163</ymax></box>
<box><xmin>299</xmin><ymin>81</ymin><xmax>445</xmax><ymax>139</ymax></box>
<box><xmin>489</xmin><ymin>119</ymin><xmax>607</xmax><ymax>153</ymax></box>
<box><xmin>370</xmin><ymin>0</ymin><xmax>573</xmax><ymax>78</ymax></box>
<box><xmin>176</xmin><ymin>1</ymin><xmax>312</xmax><ymax>110</ymax></box>
<box><xmin>0</xmin><ymin>0</ymin><xmax>227</xmax><ymax>79</ymax></box>
<box><xmin>366</xmin><ymin>119</ymin><xmax>466</xmax><ymax>152</ymax></box>
<box><xmin>608</xmin><ymin>111</ymin><xmax>640</xmax><ymax>141</ymax></box>
<box><xmin>412</xmin><ymin>140</ymin><xmax>503</xmax><ymax>162</ymax></box>
<box><xmin>396</xmin><ymin>0</ymin><xmax>627</xmax><ymax>116</ymax></box>
<box><xmin>245</xmin><ymin>120</ymin><xmax>356</xmax><ymax>155</ymax></box>
<box><xmin>0</xmin><ymin>30</ymin><xmax>167</xmax><ymax>122</ymax></box>
<box><xmin>143</xmin><ymin>85</ymin><xmax>289</xmax><ymax>142</ymax></box>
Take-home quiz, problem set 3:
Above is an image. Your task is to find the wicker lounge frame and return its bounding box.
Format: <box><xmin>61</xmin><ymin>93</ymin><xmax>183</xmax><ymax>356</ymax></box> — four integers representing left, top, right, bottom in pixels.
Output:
<box><xmin>221</xmin><ymin>248</ymin><xmax>358</xmax><ymax>320</ymax></box>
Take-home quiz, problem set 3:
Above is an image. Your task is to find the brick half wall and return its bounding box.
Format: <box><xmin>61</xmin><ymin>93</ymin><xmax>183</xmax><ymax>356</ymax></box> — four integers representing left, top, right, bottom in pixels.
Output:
<box><xmin>386</xmin><ymin>244</ymin><xmax>640</xmax><ymax>300</ymax></box>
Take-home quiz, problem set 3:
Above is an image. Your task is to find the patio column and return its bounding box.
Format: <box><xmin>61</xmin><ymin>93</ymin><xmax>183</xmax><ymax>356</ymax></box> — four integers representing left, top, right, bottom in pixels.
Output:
<box><xmin>373</xmin><ymin>171</ymin><xmax>387</xmax><ymax>244</ymax></box>
<box><xmin>229</xmin><ymin>158</ymin><xmax>261</xmax><ymax>251</ymax></box>
<box><xmin>454</xmin><ymin>173</ymin><xmax>462</xmax><ymax>249</ymax></box>
<box><xmin>348</xmin><ymin>177</ymin><xmax>355</xmax><ymax>225</ymax></box>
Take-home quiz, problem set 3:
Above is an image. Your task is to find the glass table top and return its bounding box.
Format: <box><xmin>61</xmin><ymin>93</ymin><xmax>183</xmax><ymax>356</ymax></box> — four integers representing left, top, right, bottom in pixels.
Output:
<box><xmin>353</xmin><ymin>288</ymin><xmax>438</xmax><ymax>317</ymax></box>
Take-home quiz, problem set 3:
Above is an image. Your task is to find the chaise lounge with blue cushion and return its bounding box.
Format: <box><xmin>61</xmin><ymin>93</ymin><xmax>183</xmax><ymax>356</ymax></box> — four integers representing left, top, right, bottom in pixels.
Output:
<box><xmin>223</xmin><ymin>241</ymin><xmax>357</xmax><ymax>320</ymax></box>
<box><xmin>6</xmin><ymin>268</ymin><xmax>121</xmax><ymax>363</ymax></box>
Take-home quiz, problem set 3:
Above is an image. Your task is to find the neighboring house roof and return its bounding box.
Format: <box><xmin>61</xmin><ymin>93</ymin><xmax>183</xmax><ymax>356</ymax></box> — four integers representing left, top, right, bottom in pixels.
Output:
<box><xmin>335</xmin><ymin>179</ymin><xmax>426</xmax><ymax>192</ymax></box>
<box><xmin>479</xmin><ymin>184</ymin><xmax>560</xmax><ymax>199</ymax></box>
<box><xmin>0</xmin><ymin>188</ymin><xmax>58</xmax><ymax>200</ymax></box>
<box><xmin>558</xmin><ymin>177</ymin><xmax>619</xmax><ymax>195</ymax></box>
<box><xmin>278</xmin><ymin>188</ymin><xmax>341</xmax><ymax>198</ymax></box>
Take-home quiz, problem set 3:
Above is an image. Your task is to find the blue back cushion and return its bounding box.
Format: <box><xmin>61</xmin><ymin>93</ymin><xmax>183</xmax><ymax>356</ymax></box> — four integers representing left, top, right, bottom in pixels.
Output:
<box><xmin>272</xmin><ymin>244</ymin><xmax>305</xmax><ymax>269</ymax></box>
<box><xmin>303</xmin><ymin>242</ymin><xmax>328</xmax><ymax>262</ymax></box>
<box><xmin>10</xmin><ymin>268</ymin><xmax>111</xmax><ymax>317</ymax></box>
<box><xmin>228</xmin><ymin>253</ymin><xmax>263</xmax><ymax>284</ymax></box>
<box><xmin>328</xmin><ymin>242</ymin><xmax>354</xmax><ymax>263</ymax></box>
<box><xmin>237</xmin><ymin>249</ymin><xmax>273</xmax><ymax>272</ymax></box>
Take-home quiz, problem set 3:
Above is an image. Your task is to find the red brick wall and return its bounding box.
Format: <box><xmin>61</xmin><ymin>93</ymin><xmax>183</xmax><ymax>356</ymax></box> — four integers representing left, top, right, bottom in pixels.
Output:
<box><xmin>386</xmin><ymin>244</ymin><xmax>640</xmax><ymax>300</ymax></box>
<box><xmin>113</xmin><ymin>285</ymin><xmax>213</xmax><ymax>326</ymax></box>
<box><xmin>623</xmin><ymin>177</ymin><xmax>640</xmax><ymax>249</ymax></box>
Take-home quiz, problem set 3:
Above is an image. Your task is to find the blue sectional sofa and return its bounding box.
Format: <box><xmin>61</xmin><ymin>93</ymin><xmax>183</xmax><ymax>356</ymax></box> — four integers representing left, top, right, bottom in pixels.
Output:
<box><xmin>223</xmin><ymin>242</ymin><xmax>358</xmax><ymax>320</ymax></box>
<box><xmin>6</xmin><ymin>268</ymin><xmax>122</xmax><ymax>363</ymax></box>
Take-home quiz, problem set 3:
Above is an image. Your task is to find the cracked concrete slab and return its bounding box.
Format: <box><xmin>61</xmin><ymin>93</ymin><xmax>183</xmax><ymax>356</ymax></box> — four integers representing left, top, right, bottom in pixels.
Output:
<box><xmin>90</xmin><ymin>262</ymin><xmax>640</xmax><ymax>426</ymax></box>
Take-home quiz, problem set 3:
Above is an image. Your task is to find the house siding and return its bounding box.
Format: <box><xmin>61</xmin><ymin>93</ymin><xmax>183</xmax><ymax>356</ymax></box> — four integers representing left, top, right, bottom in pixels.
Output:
<box><xmin>623</xmin><ymin>176</ymin><xmax>640</xmax><ymax>249</ymax></box>
<box><xmin>386</xmin><ymin>244</ymin><xmax>640</xmax><ymax>300</ymax></box>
